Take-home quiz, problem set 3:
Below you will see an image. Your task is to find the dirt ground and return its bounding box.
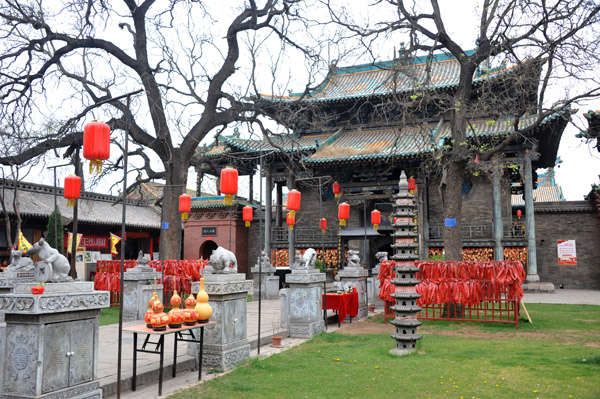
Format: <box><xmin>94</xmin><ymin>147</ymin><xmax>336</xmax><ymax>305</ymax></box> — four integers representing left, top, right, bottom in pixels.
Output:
<box><xmin>335</xmin><ymin>312</ymin><xmax>395</xmax><ymax>335</ymax></box>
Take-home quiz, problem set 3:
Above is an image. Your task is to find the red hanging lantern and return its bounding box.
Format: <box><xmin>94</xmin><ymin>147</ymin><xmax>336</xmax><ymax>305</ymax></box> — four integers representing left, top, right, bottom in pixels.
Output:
<box><xmin>286</xmin><ymin>213</ymin><xmax>295</xmax><ymax>230</ymax></box>
<box><xmin>220</xmin><ymin>166</ymin><xmax>238</xmax><ymax>205</ymax></box>
<box><xmin>338</xmin><ymin>202</ymin><xmax>350</xmax><ymax>226</ymax></box>
<box><xmin>517</xmin><ymin>209</ymin><xmax>522</xmax><ymax>219</ymax></box>
<box><xmin>286</xmin><ymin>189</ymin><xmax>301</xmax><ymax>218</ymax></box>
<box><xmin>83</xmin><ymin>120</ymin><xmax>110</xmax><ymax>174</ymax></box>
<box><xmin>332</xmin><ymin>182</ymin><xmax>341</xmax><ymax>199</ymax></box>
<box><xmin>407</xmin><ymin>177</ymin><xmax>416</xmax><ymax>195</ymax></box>
<box><xmin>63</xmin><ymin>175</ymin><xmax>81</xmax><ymax>207</ymax></box>
<box><xmin>371</xmin><ymin>209</ymin><xmax>381</xmax><ymax>230</ymax></box>
<box><xmin>319</xmin><ymin>218</ymin><xmax>327</xmax><ymax>234</ymax></box>
<box><xmin>179</xmin><ymin>194</ymin><xmax>191</xmax><ymax>220</ymax></box>
<box><xmin>243</xmin><ymin>206</ymin><xmax>253</xmax><ymax>227</ymax></box>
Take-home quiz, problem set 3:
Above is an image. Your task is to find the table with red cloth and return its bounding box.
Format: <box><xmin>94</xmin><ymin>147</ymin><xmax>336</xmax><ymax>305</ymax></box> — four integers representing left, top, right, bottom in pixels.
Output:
<box><xmin>322</xmin><ymin>288</ymin><xmax>358</xmax><ymax>326</ymax></box>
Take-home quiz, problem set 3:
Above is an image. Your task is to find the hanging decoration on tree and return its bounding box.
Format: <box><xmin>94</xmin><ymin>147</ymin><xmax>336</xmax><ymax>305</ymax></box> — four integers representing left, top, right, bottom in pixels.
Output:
<box><xmin>63</xmin><ymin>175</ymin><xmax>81</xmax><ymax>207</ymax></box>
<box><xmin>243</xmin><ymin>206</ymin><xmax>253</xmax><ymax>227</ymax></box>
<box><xmin>83</xmin><ymin>120</ymin><xmax>110</xmax><ymax>174</ymax></box>
<box><xmin>516</xmin><ymin>209</ymin><xmax>522</xmax><ymax>219</ymax></box>
<box><xmin>338</xmin><ymin>202</ymin><xmax>349</xmax><ymax>226</ymax></box>
<box><xmin>332</xmin><ymin>182</ymin><xmax>341</xmax><ymax>199</ymax></box>
<box><xmin>179</xmin><ymin>194</ymin><xmax>191</xmax><ymax>220</ymax></box>
<box><xmin>286</xmin><ymin>213</ymin><xmax>295</xmax><ymax>230</ymax></box>
<box><xmin>220</xmin><ymin>166</ymin><xmax>238</xmax><ymax>205</ymax></box>
<box><xmin>371</xmin><ymin>209</ymin><xmax>381</xmax><ymax>230</ymax></box>
<box><xmin>286</xmin><ymin>189</ymin><xmax>301</xmax><ymax>218</ymax></box>
<box><xmin>319</xmin><ymin>218</ymin><xmax>327</xmax><ymax>234</ymax></box>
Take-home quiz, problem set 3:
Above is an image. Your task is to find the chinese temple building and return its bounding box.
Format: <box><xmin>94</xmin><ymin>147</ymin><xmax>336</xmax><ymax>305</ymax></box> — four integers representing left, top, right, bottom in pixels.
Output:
<box><xmin>190</xmin><ymin>50</ymin><xmax>600</xmax><ymax>290</ymax></box>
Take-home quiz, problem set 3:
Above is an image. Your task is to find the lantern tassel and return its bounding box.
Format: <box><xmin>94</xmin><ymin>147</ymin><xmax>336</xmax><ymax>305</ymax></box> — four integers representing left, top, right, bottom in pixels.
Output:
<box><xmin>245</xmin><ymin>221</ymin><xmax>250</xmax><ymax>227</ymax></box>
<box><xmin>321</xmin><ymin>229</ymin><xmax>326</xmax><ymax>234</ymax></box>
<box><xmin>335</xmin><ymin>193</ymin><xmax>341</xmax><ymax>199</ymax></box>
<box><xmin>289</xmin><ymin>210</ymin><xmax>296</xmax><ymax>218</ymax></box>
<box><xmin>374</xmin><ymin>224</ymin><xmax>379</xmax><ymax>230</ymax></box>
<box><xmin>224</xmin><ymin>194</ymin><xmax>233</xmax><ymax>206</ymax></box>
<box><xmin>410</xmin><ymin>189</ymin><xmax>414</xmax><ymax>195</ymax></box>
<box><xmin>288</xmin><ymin>225</ymin><xmax>294</xmax><ymax>231</ymax></box>
<box><xmin>339</xmin><ymin>219</ymin><xmax>346</xmax><ymax>226</ymax></box>
<box><xmin>67</xmin><ymin>199</ymin><xmax>76</xmax><ymax>208</ymax></box>
<box><xmin>181</xmin><ymin>212</ymin><xmax>189</xmax><ymax>220</ymax></box>
<box><xmin>89</xmin><ymin>159</ymin><xmax>103</xmax><ymax>175</ymax></box>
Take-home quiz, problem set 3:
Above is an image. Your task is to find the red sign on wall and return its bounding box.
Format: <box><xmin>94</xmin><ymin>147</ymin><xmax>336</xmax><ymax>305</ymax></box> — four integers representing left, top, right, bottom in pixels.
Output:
<box><xmin>64</xmin><ymin>234</ymin><xmax>108</xmax><ymax>249</ymax></box>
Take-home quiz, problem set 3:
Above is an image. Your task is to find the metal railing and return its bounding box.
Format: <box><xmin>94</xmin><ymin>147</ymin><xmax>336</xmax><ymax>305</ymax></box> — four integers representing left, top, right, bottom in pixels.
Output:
<box><xmin>429</xmin><ymin>221</ymin><xmax>526</xmax><ymax>240</ymax></box>
<box><xmin>272</xmin><ymin>227</ymin><xmax>338</xmax><ymax>245</ymax></box>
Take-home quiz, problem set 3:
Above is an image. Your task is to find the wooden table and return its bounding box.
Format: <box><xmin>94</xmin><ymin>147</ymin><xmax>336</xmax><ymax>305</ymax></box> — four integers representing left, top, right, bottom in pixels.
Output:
<box><xmin>322</xmin><ymin>290</ymin><xmax>358</xmax><ymax>326</ymax></box>
<box><xmin>123</xmin><ymin>322</ymin><xmax>213</xmax><ymax>396</ymax></box>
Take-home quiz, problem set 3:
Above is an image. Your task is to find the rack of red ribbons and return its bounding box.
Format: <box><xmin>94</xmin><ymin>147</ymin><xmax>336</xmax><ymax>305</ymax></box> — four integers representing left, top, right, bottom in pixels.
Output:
<box><xmin>414</xmin><ymin>261</ymin><xmax>526</xmax><ymax>306</ymax></box>
<box><xmin>93</xmin><ymin>259</ymin><xmax>207</xmax><ymax>297</ymax></box>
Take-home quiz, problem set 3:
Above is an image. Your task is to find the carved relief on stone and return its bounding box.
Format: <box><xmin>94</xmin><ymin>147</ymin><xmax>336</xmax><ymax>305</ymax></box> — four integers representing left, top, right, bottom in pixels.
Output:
<box><xmin>0</xmin><ymin>297</ymin><xmax>35</xmax><ymax>311</ymax></box>
<box><xmin>4</xmin><ymin>328</ymin><xmax>37</xmax><ymax>395</ymax></box>
<box><xmin>38</xmin><ymin>293</ymin><xmax>110</xmax><ymax>311</ymax></box>
<box><xmin>224</xmin><ymin>348</ymin><xmax>250</xmax><ymax>369</ymax></box>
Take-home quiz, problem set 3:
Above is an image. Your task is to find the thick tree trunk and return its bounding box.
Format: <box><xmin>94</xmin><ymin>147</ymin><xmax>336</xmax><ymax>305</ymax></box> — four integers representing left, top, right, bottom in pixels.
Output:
<box><xmin>159</xmin><ymin>153</ymin><xmax>189</xmax><ymax>261</ymax></box>
<box><xmin>442</xmin><ymin>159</ymin><xmax>466</xmax><ymax>261</ymax></box>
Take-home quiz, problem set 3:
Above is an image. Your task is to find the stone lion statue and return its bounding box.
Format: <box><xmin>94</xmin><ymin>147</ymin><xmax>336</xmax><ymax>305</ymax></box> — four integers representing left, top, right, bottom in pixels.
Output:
<box><xmin>208</xmin><ymin>246</ymin><xmax>238</xmax><ymax>273</ymax></box>
<box><xmin>302</xmin><ymin>248</ymin><xmax>317</xmax><ymax>269</ymax></box>
<box><xmin>346</xmin><ymin>249</ymin><xmax>361</xmax><ymax>268</ymax></box>
<box><xmin>6</xmin><ymin>249</ymin><xmax>34</xmax><ymax>273</ymax></box>
<box><xmin>26</xmin><ymin>238</ymin><xmax>72</xmax><ymax>282</ymax></box>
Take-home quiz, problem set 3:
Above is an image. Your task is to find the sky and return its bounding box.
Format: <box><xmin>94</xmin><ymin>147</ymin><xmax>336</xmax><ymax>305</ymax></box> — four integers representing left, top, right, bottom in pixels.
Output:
<box><xmin>7</xmin><ymin>1</ymin><xmax>600</xmax><ymax>202</ymax></box>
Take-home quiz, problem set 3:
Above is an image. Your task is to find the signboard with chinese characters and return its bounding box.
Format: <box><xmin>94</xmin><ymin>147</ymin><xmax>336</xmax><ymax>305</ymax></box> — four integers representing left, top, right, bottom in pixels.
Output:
<box><xmin>557</xmin><ymin>240</ymin><xmax>577</xmax><ymax>265</ymax></box>
<box><xmin>202</xmin><ymin>227</ymin><xmax>217</xmax><ymax>236</ymax></box>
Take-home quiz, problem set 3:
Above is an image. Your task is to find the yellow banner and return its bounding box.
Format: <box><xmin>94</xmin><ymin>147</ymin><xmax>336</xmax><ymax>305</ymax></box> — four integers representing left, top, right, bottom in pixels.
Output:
<box><xmin>110</xmin><ymin>233</ymin><xmax>121</xmax><ymax>255</ymax></box>
<box><xmin>17</xmin><ymin>231</ymin><xmax>32</xmax><ymax>253</ymax></box>
<box><xmin>67</xmin><ymin>233</ymin><xmax>83</xmax><ymax>254</ymax></box>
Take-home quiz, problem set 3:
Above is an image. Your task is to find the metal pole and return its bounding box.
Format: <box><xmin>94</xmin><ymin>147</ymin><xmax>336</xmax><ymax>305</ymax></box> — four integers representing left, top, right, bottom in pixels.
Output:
<box><xmin>53</xmin><ymin>169</ymin><xmax>57</xmax><ymax>250</ymax></box>
<box><xmin>319</xmin><ymin>178</ymin><xmax>327</xmax><ymax>330</ymax></box>
<box><xmin>257</xmin><ymin>155</ymin><xmax>263</xmax><ymax>354</ymax></box>
<box><xmin>363</xmin><ymin>199</ymin><xmax>367</xmax><ymax>268</ymax></box>
<box><xmin>117</xmin><ymin>94</ymin><xmax>132</xmax><ymax>399</ymax></box>
<box><xmin>69</xmin><ymin>150</ymin><xmax>81</xmax><ymax>278</ymax></box>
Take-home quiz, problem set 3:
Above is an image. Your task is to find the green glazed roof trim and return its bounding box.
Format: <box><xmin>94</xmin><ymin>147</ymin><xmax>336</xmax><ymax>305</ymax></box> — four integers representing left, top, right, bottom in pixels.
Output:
<box><xmin>190</xmin><ymin>196</ymin><xmax>258</xmax><ymax>209</ymax></box>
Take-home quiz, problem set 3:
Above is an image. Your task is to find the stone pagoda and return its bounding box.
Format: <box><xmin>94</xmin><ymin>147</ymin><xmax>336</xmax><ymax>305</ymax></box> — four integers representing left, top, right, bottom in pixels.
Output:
<box><xmin>389</xmin><ymin>171</ymin><xmax>422</xmax><ymax>356</ymax></box>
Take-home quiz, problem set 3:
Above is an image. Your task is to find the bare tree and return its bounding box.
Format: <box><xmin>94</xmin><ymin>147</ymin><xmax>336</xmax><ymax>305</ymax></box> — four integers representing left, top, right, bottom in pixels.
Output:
<box><xmin>0</xmin><ymin>0</ymin><xmax>315</xmax><ymax>259</ymax></box>
<box><xmin>318</xmin><ymin>0</ymin><xmax>600</xmax><ymax>260</ymax></box>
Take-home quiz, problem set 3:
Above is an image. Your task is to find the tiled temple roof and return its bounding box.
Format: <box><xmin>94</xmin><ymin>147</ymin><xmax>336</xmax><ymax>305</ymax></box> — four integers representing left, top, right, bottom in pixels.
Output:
<box><xmin>512</xmin><ymin>168</ymin><xmax>565</xmax><ymax>206</ymax></box>
<box><xmin>0</xmin><ymin>180</ymin><xmax>161</xmax><ymax>229</ymax></box>
<box><xmin>199</xmin><ymin>110</ymin><xmax>569</xmax><ymax>165</ymax></box>
<box><xmin>262</xmin><ymin>50</ymin><xmax>538</xmax><ymax>103</ymax></box>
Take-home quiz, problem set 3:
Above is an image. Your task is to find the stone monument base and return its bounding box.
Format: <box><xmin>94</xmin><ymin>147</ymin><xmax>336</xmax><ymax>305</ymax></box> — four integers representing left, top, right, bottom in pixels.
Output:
<box><xmin>283</xmin><ymin>269</ymin><xmax>325</xmax><ymax>339</ymax></box>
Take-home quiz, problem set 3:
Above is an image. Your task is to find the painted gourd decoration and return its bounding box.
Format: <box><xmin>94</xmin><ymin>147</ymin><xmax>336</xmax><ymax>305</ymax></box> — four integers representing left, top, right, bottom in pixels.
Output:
<box><xmin>168</xmin><ymin>290</ymin><xmax>185</xmax><ymax>329</ymax></box>
<box><xmin>150</xmin><ymin>299</ymin><xmax>169</xmax><ymax>332</ymax></box>
<box><xmin>183</xmin><ymin>294</ymin><xmax>197</xmax><ymax>326</ymax></box>
<box><xmin>195</xmin><ymin>278</ymin><xmax>213</xmax><ymax>323</ymax></box>
<box><xmin>144</xmin><ymin>292</ymin><xmax>159</xmax><ymax>328</ymax></box>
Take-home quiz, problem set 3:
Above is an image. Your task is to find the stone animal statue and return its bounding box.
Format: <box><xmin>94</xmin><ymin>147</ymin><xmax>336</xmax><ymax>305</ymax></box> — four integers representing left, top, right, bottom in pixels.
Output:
<box><xmin>255</xmin><ymin>250</ymin><xmax>272</xmax><ymax>268</ymax></box>
<box><xmin>375</xmin><ymin>251</ymin><xmax>388</xmax><ymax>268</ymax></box>
<box><xmin>27</xmin><ymin>238</ymin><xmax>72</xmax><ymax>282</ymax></box>
<box><xmin>136</xmin><ymin>250</ymin><xmax>149</xmax><ymax>266</ymax></box>
<box><xmin>208</xmin><ymin>246</ymin><xmax>238</xmax><ymax>273</ymax></box>
<box><xmin>6</xmin><ymin>249</ymin><xmax>34</xmax><ymax>272</ymax></box>
<box><xmin>302</xmin><ymin>248</ymin><xmax>317</xmax><ymax>269</ymax></box>
<box><xmin>346</xmin><ymin>249</ymin><xmax>362</xmax><ymax>268</ymax></box>
<box><xmin>291</xmin><ymin>250</ymin><xmax>304</xmax><ymax>270</ymax></box>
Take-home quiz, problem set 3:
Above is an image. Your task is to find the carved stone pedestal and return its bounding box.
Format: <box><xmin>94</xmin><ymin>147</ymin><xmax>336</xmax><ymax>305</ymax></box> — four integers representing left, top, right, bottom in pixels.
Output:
<box><xmin>337</xmin><ymin>267</ymin><xmax>369</xmax><ymax>319</ymax></box>
<box><xmin>189</xmin><ymin>273</ymin><xmax>252</xmax><ymax>371</ymax></box>
<box><xmin>251</xmin><ymin>265</ymin><xmax>279</xmax><ymax>300</ymax></box>
<box><xmin>0</xmin><ymin>270</ymin><xmax>36</xmax><ymax>294</ymax></box>
<box><xmin>281</xmin><ymin>269</ymin><xmax>325</xmax><ymax>338</ymax></box>
<box><xmin>122</xmin><ymin>266</ymin><xmax>163</xmax><ymax>322</ymax></box>
<box><xmin>0</xmin><ymin>282</ymin><xmax>110</xmax><ymax>399</ymax></box>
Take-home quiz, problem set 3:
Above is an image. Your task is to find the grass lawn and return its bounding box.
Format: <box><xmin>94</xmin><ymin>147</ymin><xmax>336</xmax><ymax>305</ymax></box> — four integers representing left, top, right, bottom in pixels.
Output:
<box><xmin>99</xmin><ymin>305</ymin><xmax>120</xmax><ymax>326</ymax></box>
<box><xmin>167</xmin><ymin>303</ymin><xmax>600</xmax><ymax>399</ymax></box>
